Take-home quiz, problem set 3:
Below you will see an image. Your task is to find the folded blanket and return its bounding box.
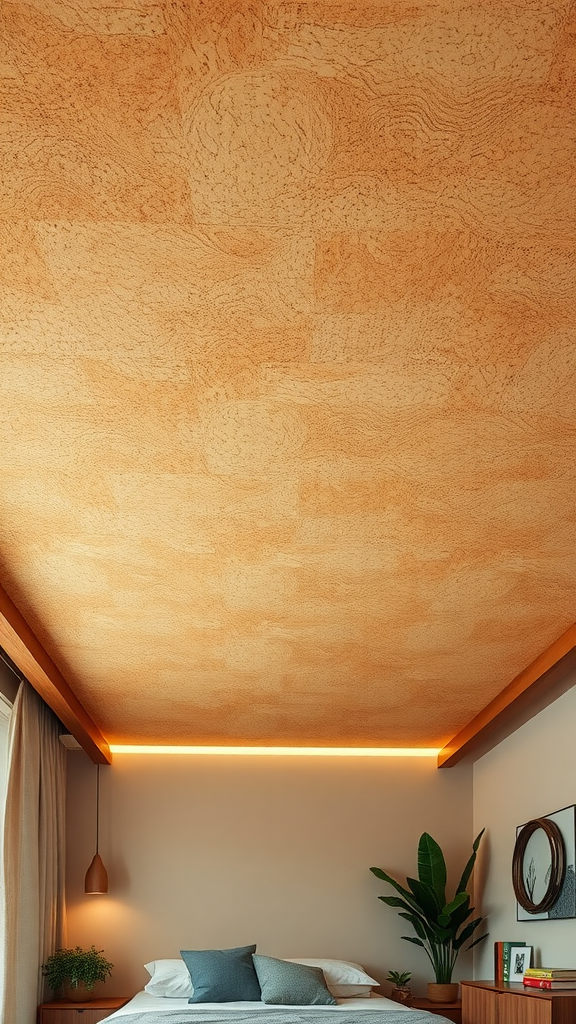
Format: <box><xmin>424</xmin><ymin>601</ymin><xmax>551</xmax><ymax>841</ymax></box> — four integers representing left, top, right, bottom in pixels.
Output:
<box><xmin>112</xmin><ymin>1009</ymin><xmax>453</xmax><ymax>1024</ymax></box>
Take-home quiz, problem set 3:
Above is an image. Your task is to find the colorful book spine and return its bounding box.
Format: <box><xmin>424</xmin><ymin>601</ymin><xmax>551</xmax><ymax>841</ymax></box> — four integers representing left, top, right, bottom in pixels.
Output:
<box><xmin>494</xmin><ymin>941</ymin><xmax>526</xmax><ymax>983</ymax></box>
<box><xmin>494</xmin><ymin>942</ymin><xmax>504</xmax><ymax>984</ymax></box>
<box><xmin>523</xmin><ymin>978</ymin><xmax>576</xmax><ymax>990</ymax></box>
<box><xmin>524</xmin><ymin>969</ymin><xmax>576</xmax><ymax>979</ymax></box>
<box><xmin>502</xmin><ymin>941</ymin><xmax>525</xmax><ymax>983</ymax></box>
<box><xmin>502</xmin><ymin>943</ymin><xmax>511</xmax><ymax>983</ymax></box>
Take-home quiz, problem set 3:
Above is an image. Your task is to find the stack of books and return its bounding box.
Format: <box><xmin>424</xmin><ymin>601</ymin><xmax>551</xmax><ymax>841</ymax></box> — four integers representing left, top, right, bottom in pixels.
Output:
<box><xmin>523</xmin><ymin>968</ymin><xmax>576</xmax><ymax>990</ymax></box>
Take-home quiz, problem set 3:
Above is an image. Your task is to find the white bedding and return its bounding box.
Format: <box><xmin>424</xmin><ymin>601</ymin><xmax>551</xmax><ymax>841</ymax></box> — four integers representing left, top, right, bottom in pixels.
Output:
<box><xmin>108</xmin><ymin>994</ymin><xmax>413</xmax><ymax>1020</ymax></box>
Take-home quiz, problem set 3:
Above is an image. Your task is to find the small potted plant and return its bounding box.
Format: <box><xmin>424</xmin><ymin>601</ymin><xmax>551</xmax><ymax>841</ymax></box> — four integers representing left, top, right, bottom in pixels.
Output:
<box><xmin>42</xmin><ymin>945</ymin><xmax>113</xmax><ymax>1002</ymax></box>
<box><xmin>387</xmin><ymin>970</ymin><xmax>412</xmax><ymax>1004</ymax></box>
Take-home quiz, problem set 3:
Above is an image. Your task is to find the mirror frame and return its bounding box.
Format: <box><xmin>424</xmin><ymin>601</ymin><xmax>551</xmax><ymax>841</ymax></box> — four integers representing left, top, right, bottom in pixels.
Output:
<box><xmin>512</xmin><ymin>817</ymin><xmax>566</xmax><ymax>914</ymax></box>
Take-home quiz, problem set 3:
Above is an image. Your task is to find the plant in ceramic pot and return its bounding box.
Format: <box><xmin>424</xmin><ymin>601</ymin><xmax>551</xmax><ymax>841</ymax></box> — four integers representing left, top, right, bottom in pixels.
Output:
<box><xmin>387</xmin><ymin>970</ymin><xmax>412</xmax><ymax>1004</ymax></box>
<box><xmin>371</xmin><ymin>830</ymin><xmax>487</xmax><ymax>1003</ymax></box>
<box><xmin>42</xmin><ymin>945</ymin><xmax>113</xmax><ymax>1002</ymax></box>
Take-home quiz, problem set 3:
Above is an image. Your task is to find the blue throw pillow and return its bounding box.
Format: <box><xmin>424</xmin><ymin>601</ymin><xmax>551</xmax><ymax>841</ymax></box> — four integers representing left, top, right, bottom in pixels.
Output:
<box><xmin>180</xmin><ymin>945</ymin><xmax>261</xmax><ymax>1003</ymax></box>
<box><xmin>252</xmin><ymin>955</ymin><xmax>337</xmax><ymax>1005</ymax></box>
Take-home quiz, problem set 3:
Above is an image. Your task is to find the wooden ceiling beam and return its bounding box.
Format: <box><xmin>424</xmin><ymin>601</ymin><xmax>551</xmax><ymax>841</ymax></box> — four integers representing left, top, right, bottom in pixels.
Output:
<box><xmin>0</xmin><ymin>584</ymin><xmax>111</xmax><ymax>764</ymax></box>
<box><xmin>438</xmin><ymin>623</ymin><xmax>576</xmax><ymax>768</ymax></box>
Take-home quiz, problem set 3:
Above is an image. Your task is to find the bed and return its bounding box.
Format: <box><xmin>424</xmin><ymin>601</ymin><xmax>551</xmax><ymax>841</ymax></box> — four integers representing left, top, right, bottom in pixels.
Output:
<box><xmin>106</xmin><ymin>993</ymin><xmax>455</xmax><ymax>1024</ymax></box>
<box><xmin>105</xmin><ymin>952</ymin><xmax>455</xmax><ymax>1024</ymax></box>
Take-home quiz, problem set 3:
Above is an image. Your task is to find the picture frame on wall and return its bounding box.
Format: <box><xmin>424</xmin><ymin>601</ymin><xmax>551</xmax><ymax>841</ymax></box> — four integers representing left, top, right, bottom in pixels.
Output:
<box><xmin>509</xmin><ymin>945</ymin><xmax>532</xmax><ymax>982</ymax></box>
<box><xmin>513</xmin><ymin>804</ymin><xmax>576</xmax><ymax>921</ymax></box>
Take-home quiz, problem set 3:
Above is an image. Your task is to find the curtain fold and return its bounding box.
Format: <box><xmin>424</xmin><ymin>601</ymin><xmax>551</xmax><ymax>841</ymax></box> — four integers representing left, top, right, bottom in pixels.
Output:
<box><xmin>2</xmin><ymin>680</ymin><xmax>67</xmax><ymax>1024</ymax></box>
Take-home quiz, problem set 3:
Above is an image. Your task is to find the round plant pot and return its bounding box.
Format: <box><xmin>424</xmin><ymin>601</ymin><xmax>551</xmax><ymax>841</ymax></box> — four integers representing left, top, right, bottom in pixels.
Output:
<box><xmin>390</xmin><ymin>986</ymin><xmax>412</xmax><ymax>1004</ymax></box>
<box><xmin>63</xmin><ymin>981</ymin><xmax>94</xmax><ymax>1002</ymax></box>
<box><xmin>427</xmin><ymin>982</ymin><xmax>459</xmax><ymax>1003</ymax></box>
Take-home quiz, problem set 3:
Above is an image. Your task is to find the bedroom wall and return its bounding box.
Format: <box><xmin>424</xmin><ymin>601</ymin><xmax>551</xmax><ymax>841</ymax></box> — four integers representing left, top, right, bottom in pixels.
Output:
<box><xmin>473</xmin><ymin>677</ymin><xmax>576</xmax><ymax>977</ymax></box>
<box><xmin>65</xmin><ymin>754</ymin><xmax>472</xmax><ymax>998</ymax></box>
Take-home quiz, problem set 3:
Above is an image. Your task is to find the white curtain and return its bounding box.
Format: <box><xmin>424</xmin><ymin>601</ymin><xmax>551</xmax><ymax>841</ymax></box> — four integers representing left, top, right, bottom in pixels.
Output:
<box><xmin>2</xmin><ymin>680</ymin><xmax>67</xmax><ymax>1024</ymax></box>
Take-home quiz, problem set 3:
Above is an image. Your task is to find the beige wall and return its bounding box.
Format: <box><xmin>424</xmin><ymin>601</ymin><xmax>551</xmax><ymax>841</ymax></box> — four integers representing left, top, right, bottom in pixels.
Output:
<box><xmin>66</xmin><ymin>753</ymin><xmax>472</xmax><ymax>998</ymax></box>
<box><xmin>473</xmin><ymin>678</ymin><xmax>576</xmax><ymax>977</ymax></box>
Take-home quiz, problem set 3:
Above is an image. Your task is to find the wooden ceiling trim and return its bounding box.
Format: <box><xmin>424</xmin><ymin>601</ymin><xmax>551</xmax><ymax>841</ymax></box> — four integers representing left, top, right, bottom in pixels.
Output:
<box><xmin>438</xmin><ymin>623</ymin><xmax>576</xmax><ymax>768</ymax></box>
<box><xmin>0</xmin><ymin>584</ymin><xmax>111</xmax><ymax>764</ymax></box>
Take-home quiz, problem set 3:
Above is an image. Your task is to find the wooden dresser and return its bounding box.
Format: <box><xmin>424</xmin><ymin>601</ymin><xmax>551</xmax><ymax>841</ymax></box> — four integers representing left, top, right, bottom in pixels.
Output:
<box><xmin>461</xmin><ymin>980</ymin><xmax>576</xmax><ymax>1024</ymax></box>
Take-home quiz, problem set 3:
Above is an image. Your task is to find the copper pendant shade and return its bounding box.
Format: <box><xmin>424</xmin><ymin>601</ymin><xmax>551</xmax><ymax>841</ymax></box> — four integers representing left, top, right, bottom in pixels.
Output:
<box><xmin>85</xmin><ymin>852</ymin><xmax>108</xmax><ymax>895</ymax></box>
<box><xmin>85</xmin><ymin>764</ymin><xmax>108</xmax><ymax>894</ymax></box>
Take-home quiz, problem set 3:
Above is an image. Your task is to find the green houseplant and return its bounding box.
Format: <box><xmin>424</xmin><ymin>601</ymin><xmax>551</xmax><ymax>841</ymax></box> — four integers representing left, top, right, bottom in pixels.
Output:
<box><xmin>386</xmin><ymin>970</ymin><xmax>412</xmax><ymax>1004</ymax></box>
<box><xmin>42</xmin><ymin>945</ymin><xmax>113</xmax><ymax>1002</ymax></box>
<box><xmin>371</xmin><ymin>829</ymin><xmax>487</xmax><ymax>1003</ymax></box>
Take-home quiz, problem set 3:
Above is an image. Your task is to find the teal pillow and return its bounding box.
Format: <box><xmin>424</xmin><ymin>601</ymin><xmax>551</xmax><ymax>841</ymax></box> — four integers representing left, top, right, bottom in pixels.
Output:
<box><xmin>181</xmin><ymin>945</ymin><xmax>261</xmax><ymax>1003</ymax></box>
<box><xmin>252</xmin><ymin>955</ymin><xmax>337</xmax><ymax>1006</ymax></box>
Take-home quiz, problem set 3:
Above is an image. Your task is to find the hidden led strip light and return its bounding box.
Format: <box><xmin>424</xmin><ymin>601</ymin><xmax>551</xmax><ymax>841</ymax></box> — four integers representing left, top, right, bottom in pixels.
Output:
<box><xmin>109</xmin><ymin>745</ymin><xmax>440</xmax><ymax>757</ymax></box>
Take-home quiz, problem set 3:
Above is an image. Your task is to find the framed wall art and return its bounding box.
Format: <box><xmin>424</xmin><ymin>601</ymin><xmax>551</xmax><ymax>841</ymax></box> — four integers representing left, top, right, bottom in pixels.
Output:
<box><xmin>509</xmin><ymin>945</ymin><xmax>532</xmax><ymax>982</ymax></box>
<box><xmin>513</xmin><ymin>804</ymin><xmax>576</xmax><ymax>921</ymax></box>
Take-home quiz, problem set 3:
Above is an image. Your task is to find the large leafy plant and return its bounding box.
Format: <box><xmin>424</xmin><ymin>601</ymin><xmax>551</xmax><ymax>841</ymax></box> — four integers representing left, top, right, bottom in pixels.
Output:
<box><xmin>42</xmin><ymin>945</ymin><xmax>113</xmax><ymax>992</ymax></box>
<box><xmin>370</xmin><ymin>830</ymin><xmax>487</xmax><ymax>984</ymax></box>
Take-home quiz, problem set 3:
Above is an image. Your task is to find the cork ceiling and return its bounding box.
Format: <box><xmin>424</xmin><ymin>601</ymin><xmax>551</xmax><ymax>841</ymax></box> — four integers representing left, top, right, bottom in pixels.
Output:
<box><xmin>1</xmin><ymin>0</ymin><xmax>575</xmax><ymax>748</ymax></box>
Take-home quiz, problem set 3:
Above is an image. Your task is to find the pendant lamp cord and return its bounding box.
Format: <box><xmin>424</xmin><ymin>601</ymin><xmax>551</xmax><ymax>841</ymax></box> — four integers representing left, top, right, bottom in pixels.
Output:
<box><xmin>96</xmin><ymin>763</ymin><xmax>100</xmax><ymax>855</ymax></box>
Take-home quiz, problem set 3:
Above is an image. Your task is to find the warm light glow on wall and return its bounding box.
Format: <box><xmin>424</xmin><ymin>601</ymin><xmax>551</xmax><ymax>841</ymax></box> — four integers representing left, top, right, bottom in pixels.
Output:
<box><xmin>110</xmin><ymin>745</ymin><xmax>440</xmax><ymax>757</ymax></box>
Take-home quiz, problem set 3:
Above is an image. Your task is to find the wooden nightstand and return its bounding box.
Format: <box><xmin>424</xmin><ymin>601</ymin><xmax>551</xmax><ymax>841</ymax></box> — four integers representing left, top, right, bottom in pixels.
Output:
<box><xmin>409</xmin><ymin>996</ymin><xmax>462</xmax><ymax>1022</ymax></box>
<box><xmin>38</xmin><ymin>996</ymin><xmax>131</xmax><ymax>1024</ymax></box>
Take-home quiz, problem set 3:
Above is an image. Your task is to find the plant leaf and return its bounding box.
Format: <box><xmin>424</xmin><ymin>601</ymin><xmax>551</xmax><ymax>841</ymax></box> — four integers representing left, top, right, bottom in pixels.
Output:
<box><xmin>401</xmin><ymin>936</ymin><xmax>425</xmax><ymax>948</ymax></box>
<box><xmin>384</xmin><ymin>905</ymin><xmax>439</xmax><ymax>945</ymax></box>
<box><xmin>378</xmin><ymin>896</ymin><xmax>420</xmax><ymax>914</ymax></box>
<box><xmin>406</xmin><ymin>877</ymin><xmax>442</xmax><ymax>918</ymax></box>
<box><xmin>466</xmin><ymin>933</ymin><xmax>489</xmax><ymax>952</ymax></box>
<box><xmin>418</xmin><ymin>833</ymin><xmax>447</xmax><ymax>905</ymax></box>
<box><xmin>438</xmin><ymin>891</ymin><xmax>469</xmax><ymax>925</ymax></box>
<box><xmin>453</xmin><ymin>916</ymin><xmax>485</xmax><ymax>949</ymax></box>
<box><xmin>371</xmin><ymin>867</ymin><xmax>423</xmax><ymax>906</ymax></box>
<box><xmin>442</xmin><ymin>891</ymin><xmax>469</xmax><ymax>916</ymax></box>
<box><xmin>456</xmin><ymin>828</ymin><xmax>485</xmax><ymax>895</ymax></box>
<box><xmin>372</xmin><ymin>867</ymin><xmax>434</xmax><ymax>916</ymax></box>
<box><xmin>397</xmin><ymin>912</ymin><xmax>428</xmax><ymax>941</ymax></box>
<box><xmin>400</xmin><ymin>910</ymin><xmax>447</xmax><ymax>945</ymax></box>
<box><xmin>448</xmin><ymin>899</ymin><xmax>473</xmax><ymax>931</ymax></box>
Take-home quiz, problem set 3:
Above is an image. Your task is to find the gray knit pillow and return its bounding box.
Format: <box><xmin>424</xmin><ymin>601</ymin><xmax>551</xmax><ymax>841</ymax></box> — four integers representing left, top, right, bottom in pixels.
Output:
<box><xmin>252</xmin><ymin>956</ymin><xmax>337</xmax><ymax>1006</ymax></box>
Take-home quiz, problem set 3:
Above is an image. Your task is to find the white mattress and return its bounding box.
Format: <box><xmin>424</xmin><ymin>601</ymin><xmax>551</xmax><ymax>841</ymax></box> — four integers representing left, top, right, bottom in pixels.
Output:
<box><xmin>108</xmin><ymin>994</ymin><xmax>412</xmax><ymax>1019</ymax></box>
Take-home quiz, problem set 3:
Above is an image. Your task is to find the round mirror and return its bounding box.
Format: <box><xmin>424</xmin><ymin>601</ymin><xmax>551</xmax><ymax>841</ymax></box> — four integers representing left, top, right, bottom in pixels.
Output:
<box><xmin>512</xmin><ymin>817</ymin><xmax>566</xmax><ymax>914</ymax></box>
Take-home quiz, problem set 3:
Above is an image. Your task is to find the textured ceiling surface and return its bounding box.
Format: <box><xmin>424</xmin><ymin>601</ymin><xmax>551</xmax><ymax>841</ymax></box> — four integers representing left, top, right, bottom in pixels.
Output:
<box><xmin>1</xmin><ymin>0</ymin><xmax>575</xmax><ymax>747</ymax></box>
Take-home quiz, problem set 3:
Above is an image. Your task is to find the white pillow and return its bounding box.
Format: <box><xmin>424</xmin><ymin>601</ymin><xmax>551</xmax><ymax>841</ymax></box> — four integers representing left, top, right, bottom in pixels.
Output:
<box><xmin>285</xmin><ymin>959</ymin><xmax>378</xmax><ymax>997</ymax></box>
<box><xmin>330</xmin><ymin>986</ymin><xmax>374</xmax><ymax>998</ymax></box>
<box><xmin>144</xmin><ymin>959</ymin><xmax>193</xmax><ymax>998</ymax></box>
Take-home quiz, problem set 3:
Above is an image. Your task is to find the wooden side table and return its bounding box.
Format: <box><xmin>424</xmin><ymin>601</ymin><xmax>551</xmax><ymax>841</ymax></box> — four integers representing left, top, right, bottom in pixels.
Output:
<box><xmin>38</xmin><ymin>996</ymin><xmax>131</xmax><ymax>1024</ymax></box>
<box><xmin>409</xmin><ymin>996</ymin><xmax>462</xmax><ymax>1022</ymax></box>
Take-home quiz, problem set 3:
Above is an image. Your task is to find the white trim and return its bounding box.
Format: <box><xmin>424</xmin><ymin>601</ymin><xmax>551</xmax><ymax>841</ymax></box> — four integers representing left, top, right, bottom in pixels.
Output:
<box><xmin>59</xmin><ymin>733</ymin><xmax>81</xmax><ymax>749</ymax></box>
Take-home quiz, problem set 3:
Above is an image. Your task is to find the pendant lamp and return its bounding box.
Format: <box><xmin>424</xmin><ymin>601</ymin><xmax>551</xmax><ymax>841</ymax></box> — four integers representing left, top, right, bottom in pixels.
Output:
<box><xmin>85</xmin><ymin>764</ymin><xmax>108</xmax><ymax>894</ymax></box>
